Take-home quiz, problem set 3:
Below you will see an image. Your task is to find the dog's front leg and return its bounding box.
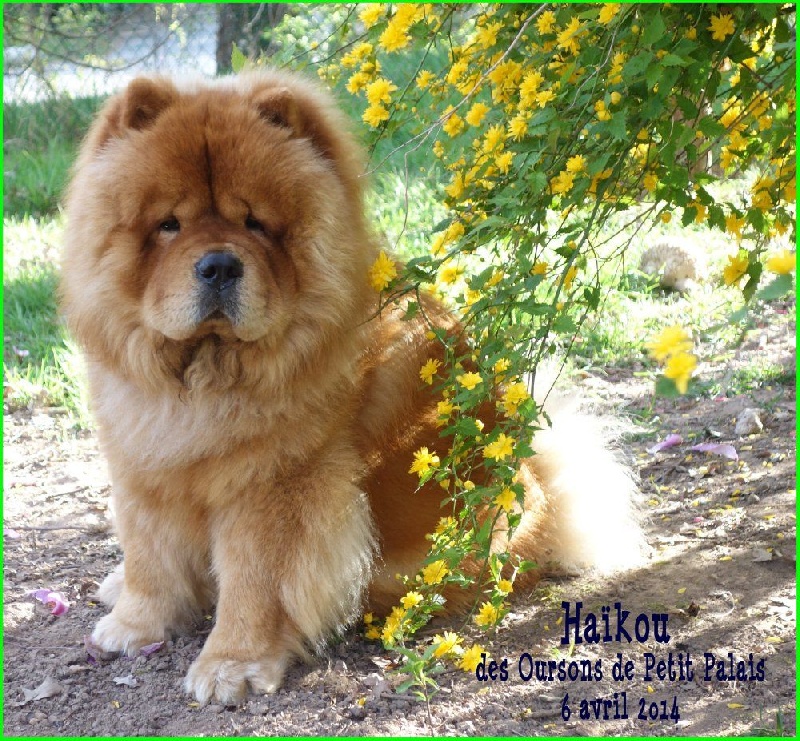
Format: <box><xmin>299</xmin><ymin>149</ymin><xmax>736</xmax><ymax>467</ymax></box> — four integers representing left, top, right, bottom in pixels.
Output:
<box><xmin>91</xmin><ymin>478</ymin><xmax>212</xmax><ymax>654</ymax></box>
<box><xmin>184</xmin><ymin>469</ymin><xmax>375</xmax><ymax>704</ymax></box>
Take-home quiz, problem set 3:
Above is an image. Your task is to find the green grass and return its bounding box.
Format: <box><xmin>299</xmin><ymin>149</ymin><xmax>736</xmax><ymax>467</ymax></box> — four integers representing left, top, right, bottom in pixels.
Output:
<box><xmin>3</xmin><ymin>217</ymin><xmax>90</xmax><ymax>424</ymax></box>
<box><xmin>4</xmin><ymin>95</ymin><xmax>103</xmax><ymax>217</ymax></box>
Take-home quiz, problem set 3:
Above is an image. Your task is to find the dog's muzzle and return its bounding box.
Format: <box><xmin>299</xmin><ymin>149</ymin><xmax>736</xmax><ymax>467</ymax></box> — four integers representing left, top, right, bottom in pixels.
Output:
<box><xmin>194</xmin><ymin>251</ymin><xmax>243</xmax><ymax>323</ymax></box>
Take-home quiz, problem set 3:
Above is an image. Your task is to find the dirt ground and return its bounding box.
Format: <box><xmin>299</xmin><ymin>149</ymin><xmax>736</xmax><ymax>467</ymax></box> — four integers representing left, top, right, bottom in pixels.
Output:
<box><xmin>3</xmin><ymin>311</ymin><xmax>795</xmax><ymax>737</ymax></box>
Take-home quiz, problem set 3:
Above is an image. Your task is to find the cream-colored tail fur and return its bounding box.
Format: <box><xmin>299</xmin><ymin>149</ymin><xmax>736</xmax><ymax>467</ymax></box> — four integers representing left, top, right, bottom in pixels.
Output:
<box><xmin>525</xmin><ymin>367</ymin><xmax>648</xmax><ymax>574</ymax></box>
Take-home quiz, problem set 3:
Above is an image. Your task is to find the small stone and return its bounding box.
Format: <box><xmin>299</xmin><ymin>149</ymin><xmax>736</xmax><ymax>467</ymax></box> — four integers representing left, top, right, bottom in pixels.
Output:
<box><xmin>735</xmin><ymin>408</ymin><xmax>764</xmax><ymax>436</ymax></box>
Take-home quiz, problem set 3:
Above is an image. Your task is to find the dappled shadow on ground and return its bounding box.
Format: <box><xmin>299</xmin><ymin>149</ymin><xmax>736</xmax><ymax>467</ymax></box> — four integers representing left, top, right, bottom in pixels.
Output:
<box><xmin>3</xmin><ymin>356</ymin><xmax>795</xmax><ymax>736</ymax></box>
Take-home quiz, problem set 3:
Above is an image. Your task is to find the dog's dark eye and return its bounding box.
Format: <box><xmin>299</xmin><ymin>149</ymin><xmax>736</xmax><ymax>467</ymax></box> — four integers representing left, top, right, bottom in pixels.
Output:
<box><xmin>159</xmin><ymin>217</ymin><xmax>180</xmax><ymax>233</ymax></box>
<box><xmin>245</xmin><ymin>216</ymin><xmax>265</xmax><ymax>233</ymax></box>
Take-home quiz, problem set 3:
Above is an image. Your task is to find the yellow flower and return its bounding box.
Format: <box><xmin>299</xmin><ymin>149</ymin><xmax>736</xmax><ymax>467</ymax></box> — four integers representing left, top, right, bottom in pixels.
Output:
<box><xmin>531</xmin><ymin>261</ymin><xmax>549</xmax><ymax>275</ymax></box>
<box><xmin>445</xmin><ymin>171</ymin><xmax>465</xmax><ymax>199</ymax></box>
<box><xmin>457</xmin><ymin>372</ymin><xmax>483</xmax><ymax>390</ymax></box>
<box><xmin>368</xmin><ymin>250</ymin><xmax>397</xmax><ymax>291</ymax></box>
<box><xmin>660</xmin><ymin>212</ymin><xmax>672</xmax><ymax>224</ymax></box>
<box><xmin>400</xmin><ymin>591</ymin><xmax>424</xmax><ymax>610</ymax></box>
<box><xmin>475</xmin><ymin>601</ymin><xmax>503</xmax><ymax>627</ymax></box>
<box><xmin>708</xmin><ymin>13</ymin><xmax>735</xmax><ymax>42</ymax></box>
<box><xmin>519</xmin><ymin>70</ymin><xmax>544</xmax><ymax>105</ymax></box>
<box><xmin>563</xmin><ymin>265</ymin><xmax>578</xmax><ymax>289</ymax></box>
<box><xmin>566</xmin><ymin>155</ymin><xmax>586</xmax><ymax>173</ymax></box>
<box><xmin>723</xmin><ymin>253</ymin><xmax>749</xmax><ymax>286</ymax></box>
<box><xmin>643</xmin><ymin>172</ymin><xmax>658</xmax><ymax>193</ymax></box>
<box><xmin>646</xmin><ymin>325</ymin><xmax>693</xmax><ymax>362</ymax></box>
<box><xmin>505</xmin><ymin>114</ymin><xmax>527</xmax><ymax>141</ymax></box>
<box><xmin>594</xmin><ymin>99</ymin><xmax>611</xmax><ymax>121</ymax></box>
<box><xmin>419</xmin><ymin>358</ymin><xmax>441</xmax><ymax>385</ymax></box>
<box><xmin>534</xmin><ymin>89</ymin><xmax>556</xmax><ymax>108</ymax></box>
<box><xmin>551</xmin><ymin>170</ymin><xmax>574</xmax><ymax>195</ymax></box>
<box><xmin>664</xmin><ymin>352</ymin><xmax>697</xmax><ymax>394</ymax></box>
<box><xmin>465</xmin><ymin>102</ymin><xmax>490</xmax><ymax>127</ymax></box>
<box><xmin>483</xmin><ymin>124</ymin><xmax>506</xmax><ymax>152</ymax></box>
<box><xmin>751</xmin><ymin>176</ymin><xmax>774</xmax><ymax>211</ymax></box>
<box><xmin>436</xmin><ymin>399</ymin><xmax>456</xmax><ymax>421</ymax></box>
<box><xmin>610</xmin><ymin>91</ymin><xmax>622</xmax><ymax>105</ymax></box>
<box><xmin>494</xmin><ymin>487</ymin><xmax>516</xmax><ymax>512</ymax></box>
<box><xmin>422</xmin><ymin>560</ymin><xmax>449</xmax><ymax>585</ymax></box>
<box><xmin>458</xmin><ymin>644</ymin><xmax>486</xmax><ymax>672</ymax></box>
<box><xmin>363</xmin><ymin>104</ymin><xmax>390</xmax><ymax>128</ymax></box>
<box><xmin>475</xmin><ymin>21</ymin><xmax>502</xmax><ymax>49</ymax></box>
<box><xmin>365</xmin><ymin>626</ymin><xmax>382</xmax><ymax>640</ymax></box>
<box><xmin>439</xmin><ymin>263</ymin><xmax>464</xmax><ymax>285</ymax></box>
<box><xmin>346</xmin><ymin>72</ymin><xmax>370</xmax><ymax>95</ymax></box>
<box><xmin>416</xmin><ymin>69</ymin><xmax>435</xmax><ymax>90</ymax></box>
<box><xmin>501</xmin><ymin>381</ymin><xmax>529</xmax><ymax>415</ymax></box>
<box><xmin>379</xmin><ymin>21</ymin><xmax>411</xmax><ymax>52</ymax></box>
<box><xmin>341</xmin><ymin>42</ymin><xmax>374</xmax><ymax>68</ymax></box>
<box><xmin>435</xmin><ymin>516</ymin><xmax>457</xmax><ymax>535</ymax></box>
<box><xmin>765</xmin><ymin>250</ymin><xmax>796</xmax><ymax>275</ymax></box>
<box><xmin>493</xmin><ymin>358</ymin><xmax>510</xmax><ymax>374</ymax></box>
<box><xmin>557</xmin><ymin>17</ymin><xmax>583</xmax><ymax>55</ymax></box>
<box><xmin>495</xmin><ymin>151</ymin><xmax>514</xmax><ymax>175</ymax></box>
<box><xmin>381</xmin><ymin>608</ymin><xmax>405</xmax><ymax>644</ymax></box>
<box><xmin>359</xmin><ymin>4</ymin><xmax>385</xmax><ymax>29</ymax></box>
<box><xmin>598</xmin><ymin>4</ymin><xmax>621</xmax><ymax>25</ymax></box>
<box><xmin>443</xmin><ymin>111</ymin><xmax>465</xmax><ymax>137</ymax></box>
<box><xmin>409</xmin><ymin>447</ymin><xmax>440</xmax><ymax>476</ymax></box>
<box><xmin>536</xmin><ymin>10</ymin><xmax>557</xmax><ymax>35</ymax></box>
<box><xmin>484</xmin><ymin>433</ymin><xmax>515</xmax><ymax>461</ymax></box>
<box><xmin>725</xmin><ymin>213</ymin><xmax>746</xmax><ymax>237</ymax></box>
<box><xmin>432</xmin><ymin>631</ymin><xmax>462</xmax><ymax>658</ymax></box>
<box><xmin>497</xmin><ymin>579</ymin><xmax>514</xmax><ymax>594</ymax></box>
<box><xmin>366</xmin><ymin>78</ymin><xmax>397</xmax><ymax>106</ymax></box>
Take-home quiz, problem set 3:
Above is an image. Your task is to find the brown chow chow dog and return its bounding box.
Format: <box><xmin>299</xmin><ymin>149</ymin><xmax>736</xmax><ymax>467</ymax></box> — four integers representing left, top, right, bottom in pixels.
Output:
<box><xmin>61</xmin><ymin>70</ymin><xmax>645</xmax><ymax>703</ymax></box>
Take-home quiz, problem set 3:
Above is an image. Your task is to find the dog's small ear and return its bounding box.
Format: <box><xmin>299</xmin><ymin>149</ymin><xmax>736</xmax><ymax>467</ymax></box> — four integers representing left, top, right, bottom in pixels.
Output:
<box><xmin>118</xmin><ymin>78</ymin><xmax>176</xmax><ymax>131</ymax></box>
<box><xmin>254</xmin><ymin>85</ymin><xmax>344</xmax><ymax>163</ymax></box>
<box><xmin>254</xmin><ymin>86</ymin><xmax>305</xmax><ymax>134</ymax></box>
<box><xmin>85</xmin><ymin>77</ymin><xmax>177</xmax><ymax>153</ymax></box>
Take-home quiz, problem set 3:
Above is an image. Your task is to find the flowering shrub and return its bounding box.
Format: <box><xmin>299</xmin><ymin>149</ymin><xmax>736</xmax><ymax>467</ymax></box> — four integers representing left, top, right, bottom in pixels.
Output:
<box><xmin>250</xmin><ymin>3</ymin><xmax>795</xmax><ymax>694</ymax></box>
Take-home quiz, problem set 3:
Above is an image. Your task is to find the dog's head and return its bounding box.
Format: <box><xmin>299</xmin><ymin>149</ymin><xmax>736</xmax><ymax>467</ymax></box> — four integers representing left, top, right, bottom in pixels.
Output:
<box><xmin>61</xmin><ymin>71</ymin><xmax>377</xmax><ymax>389</ymax></box>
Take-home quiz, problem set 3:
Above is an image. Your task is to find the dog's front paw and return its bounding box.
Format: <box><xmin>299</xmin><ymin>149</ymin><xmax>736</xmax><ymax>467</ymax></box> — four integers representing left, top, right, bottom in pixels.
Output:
<box><xmin>184</xmin><ymin>651</ymin><xmax>288</xmax><ymax>704</ymax></box>
<box><xmin>91</xmin><ymin>608</ymin><xmax>167</xmax><ymax>656</ymax></box>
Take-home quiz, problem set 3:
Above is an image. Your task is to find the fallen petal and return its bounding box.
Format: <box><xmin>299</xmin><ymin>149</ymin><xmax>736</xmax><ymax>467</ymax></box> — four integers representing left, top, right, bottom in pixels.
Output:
<box><xmin>113</xmin><ymin>675</ymin><xmax>138</xmax><ymax>687</ymax></box>
<box><xmin>647</xmin><ymin>433</ymin><xmax>683</xmax><ymax>454</ymax></box>
<box><xmin>689</xmin><ymin>443</ymin><xmax>738</xmax><ymax>460</ymax></box>
<box><xmin>139</xmin><ymin>642</ymin><xmax>164</xmax><ymax>657</ymax></box>
<box><xmin>30</xmin><ymin>589</ymin><xmax>70</xmax><ymax>615</ymax></box>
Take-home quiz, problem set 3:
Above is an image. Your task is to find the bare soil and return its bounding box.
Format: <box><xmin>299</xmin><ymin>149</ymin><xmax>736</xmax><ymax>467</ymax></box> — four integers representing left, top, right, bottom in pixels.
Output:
<box><xmin>3</xmin><ymin>315</ymin><xmax>795</xmax><ymax>737</ymax></box>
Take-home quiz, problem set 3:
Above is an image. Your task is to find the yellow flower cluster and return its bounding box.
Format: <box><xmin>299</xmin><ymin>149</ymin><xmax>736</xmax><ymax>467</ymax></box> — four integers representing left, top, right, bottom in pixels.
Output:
<box><xmin>369</xmin><ymin>251</ymin><xmax>397</xmax><ymax>292</ymax></box>
<box><xmin>646</xmin><ymin>326</ymin><xmax>696</xmax><ymax>394</ymax></box>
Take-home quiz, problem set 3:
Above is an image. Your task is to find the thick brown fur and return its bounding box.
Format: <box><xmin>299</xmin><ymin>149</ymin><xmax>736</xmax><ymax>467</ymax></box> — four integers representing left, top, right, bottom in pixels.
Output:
<box><xmin>61</xmin><ymin>71</ymin><xmax>644</xmax><ymax>704</ymax></box>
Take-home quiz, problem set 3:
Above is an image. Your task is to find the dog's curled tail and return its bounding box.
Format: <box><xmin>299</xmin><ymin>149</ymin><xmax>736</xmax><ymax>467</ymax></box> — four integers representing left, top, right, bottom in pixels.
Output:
<box><xmin>513</xmin><ymin>371</ymin><xmax>649</xmax><ymax>576</ymax></box>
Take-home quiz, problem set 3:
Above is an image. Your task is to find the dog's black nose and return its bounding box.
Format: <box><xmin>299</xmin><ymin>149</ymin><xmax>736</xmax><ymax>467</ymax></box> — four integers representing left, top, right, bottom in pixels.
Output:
<box><xmin>195</xmin><ymin>252</ymin><xmax>244</xmax><ymax>293</ymax></box>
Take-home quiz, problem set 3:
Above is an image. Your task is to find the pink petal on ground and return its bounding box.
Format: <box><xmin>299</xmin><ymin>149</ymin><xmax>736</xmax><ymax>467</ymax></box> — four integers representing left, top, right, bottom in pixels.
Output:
<box><xmin>689</xmin><ymin>443</ymin><xmax>739</xmax><ymax>460</ymax></box>
<box><xmin>139</xmin><ymin>642</ymin><xmax>164</xmax><ymax>657</ymax></box>
<box><xmin>647</xmin><ymin>433</ymin><xmax>683</xmax><ymax>454</ymax></box>
<box><xmin>30</xmin><ymin>589</ymin><xmax>70</xmax><ymax>615</ymax></box>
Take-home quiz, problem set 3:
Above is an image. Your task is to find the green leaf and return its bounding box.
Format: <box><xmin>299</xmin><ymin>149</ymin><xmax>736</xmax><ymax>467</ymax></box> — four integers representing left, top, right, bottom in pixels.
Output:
<box><xmin>756</xmin><ymin>274</ymin><xmax>794</xmax><ymax>301</ymax></box>
<box><xmin>661</xmin><ymin>53</ymin><xmax>689</xmax><ymax>68</ymax></box>
<box><xmin>607</xmin><ymin>110</ymin><xmax>627</xmax><ymax>140</ymax></box>
<box><xmin>402</xmin><ymin>301</ymin><xmax>419</xmax><ymax>321</ymax></box>
<box><xmin>623</xmin><ymin>51</ymin><xmax>654</xmax><ymax>79</ymax></box>
<box><xmin>230</xmin><ymin>43</ymin><xmax>247</xmax><ymax>73</ymax></box>
<box><xmin>641</xmin><ymin>12</ymin><xmax>666</xmax><ymax>46</ymax></box>
<box><xmin>655</xmin><ymin>376</ymin><xmax>682</xmax><ymax>398</ymax></box>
